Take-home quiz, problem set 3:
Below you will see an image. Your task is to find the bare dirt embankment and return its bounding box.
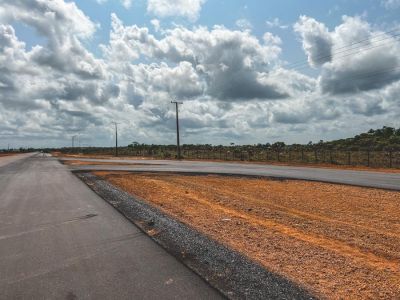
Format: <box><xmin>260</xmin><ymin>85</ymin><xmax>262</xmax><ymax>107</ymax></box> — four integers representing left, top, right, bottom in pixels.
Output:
<box><xmin>94</xmin><ymin>172</ymin><xmax>400</xmax><ymax>299</ymax></box>
<box><xmin>0</xmin><ymin>153</ymin><xmax>17</xmax><ymax>158</ymax></box>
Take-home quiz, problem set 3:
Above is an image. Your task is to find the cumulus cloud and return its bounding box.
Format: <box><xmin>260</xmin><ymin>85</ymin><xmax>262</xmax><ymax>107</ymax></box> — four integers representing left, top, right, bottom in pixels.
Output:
<box><xmin>0</xmin><ymin>0</ymin><xmax>399</xmax><ymax>148</ymax></box>
<box><xmin>147</xmin><ymin>0</ymin><xmax>205</xmax><ymax>21</ymax></box>
<box><xmin>96</xmin><ymin>0</ymin><xmax>133</xmax><ymax>9</ymax></box>
<box><xmin>295</xmin><ymin>15</ymin><xmax>400</xmax><ymax>94</ymax></box>
<box><xmin>0</xmin><ymin>0</ymin><xmax>116</xmax><ymax>146</ymax></box>
<box><xmin>0</xmin><ymin>0</ymin><xmax>104</xmax><ymax>79</ymax></box>
<box><xmin>294</xmin><ymin>16</ymin><xmax>333</xmax><ymax>67</ymax></box>
<box><xmin>0</xmin><ymin>0</ymin><xmax>96</xmax><ymax>38</ymax></box>
<box><xmin>103</xmin><ymin>15</ymin><xmax>289</xmax><ymax>101</ymax></box>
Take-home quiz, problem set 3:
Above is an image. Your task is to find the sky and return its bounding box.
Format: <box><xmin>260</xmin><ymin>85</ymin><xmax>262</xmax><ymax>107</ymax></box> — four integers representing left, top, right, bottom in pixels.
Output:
<box><xmin>0</xmin><ymin>0</ymin><xmax>400</xmax><ymax>148</ymax></box>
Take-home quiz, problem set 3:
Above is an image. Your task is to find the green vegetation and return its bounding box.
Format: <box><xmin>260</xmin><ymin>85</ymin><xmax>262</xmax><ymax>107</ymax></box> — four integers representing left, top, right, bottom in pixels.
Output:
<box><xmin>320</xmin><ymin>127</ymin><xmax>400</xmax><ymax>151</ymax></box>
<box><xmin>126</xmin><ymin>126</ymin><xmax>400</xmax><ymax>152</ymax></box>
<box><xmin>51</xmin><ymin>126</ymin><xmax>400</xmax><ymax>168</ymax></box>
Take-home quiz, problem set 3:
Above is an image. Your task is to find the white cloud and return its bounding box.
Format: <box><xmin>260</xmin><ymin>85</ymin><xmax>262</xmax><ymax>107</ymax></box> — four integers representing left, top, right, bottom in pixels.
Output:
<box><xmin>294</xmin><ymin>16</ymin><xmax>333</xmax><ymax>67</ymax></box>
<box><xmin>121</xmin><ymin>0</ymin><xmax>133</xmax><ymax>9</ymax></box>
<box><xmin>151</xmin><ymin>19</ymin><xmax>161</xmax><ymax>32</ymax></box>
<box><xmin>295</xmin><ymin>15</ymin><xmax>400</xmax><ymax>94</ymax></box>
<box><xmin>266</xmin><ymin>18</ymin><xmax>289</xmax><ymax>30</ymax></box>
<box><xmin>0</xmin><ymin>0</ymin><xmax>399</xmax><ymax>148</ymax></box>
<box><xmin>236</xmin><ymin>19</ymin><xmax>253</xmax><ymax>30</ymax></box>
<box><xmin>381</xmin><ymin>0</ymin><xmax>400</xmax><ymax>9</ymax></box>
<box><xmin>147</xmin><ymin>0</ymin><xmax>205</xmax><ymax>21</ymax></box>
<box><xmin>96</xmin><ymin>0</ymin><xmax>132</xmax><ymax>9</ymax></box>
<box><xmin>103</xmin><ymin>15</ymin><xmax>288</xmax><ymax>100</ymax></box>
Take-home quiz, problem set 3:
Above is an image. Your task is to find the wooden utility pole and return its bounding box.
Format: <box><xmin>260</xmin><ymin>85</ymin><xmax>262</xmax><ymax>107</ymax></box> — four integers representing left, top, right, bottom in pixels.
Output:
<box><xmin>72</xmin><ymin>135</ymin><xmax>77</xmax><ymax>148</ymax></box>
<box><xmin>112</xmin><ymin>122</ymin><xmax>120</xmax><ymax>157</ymax></box>
<box><xmin>171</xmin><ymin>101</ymin><xmax>183</xmax><ymax>160</ymax></box>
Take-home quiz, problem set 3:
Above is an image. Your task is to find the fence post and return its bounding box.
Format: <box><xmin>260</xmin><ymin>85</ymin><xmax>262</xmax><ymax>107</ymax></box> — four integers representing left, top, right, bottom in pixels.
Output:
<box><xmin>389</xmin><ymin>150</ymin><xmax>393</xmax><ymax>168</ymax></box>
<box><xmin>347</xmin><ymin>151</ymin><xmax>351</xmax><ymax>165</ymax></box>
<box><xmin>367</xmin><ymin>150</ymin><xmax>370</xmax><ymax>167</ymax></box>
<box><xmin>301</xmin><ymin>149</ymin><xmax>304</xmax><ymax>162</ymax></box>
<box><xmin>314</xmin><ymin>150</ymin><xmax>318</xmax><ymax>163</ymax></box>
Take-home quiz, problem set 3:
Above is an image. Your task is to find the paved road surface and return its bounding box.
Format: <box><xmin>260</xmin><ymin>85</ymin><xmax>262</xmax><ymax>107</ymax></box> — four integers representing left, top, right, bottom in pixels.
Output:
<box><xmin>0</xmin><ymin>154</ymin><xmax>222</xmax><ymax>299</ymax></box>
<box><xmin>63</xmin><ymin>157</ymin><xmax>400</xmax><ymax>191</ymax></box>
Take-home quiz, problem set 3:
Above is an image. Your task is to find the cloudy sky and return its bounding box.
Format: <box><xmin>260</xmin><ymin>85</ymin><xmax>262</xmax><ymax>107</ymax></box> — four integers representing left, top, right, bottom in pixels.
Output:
<box><xmin>0</xmin><ymin>0</ymin><xmax>400</xmax><ymax>148</ymax></box>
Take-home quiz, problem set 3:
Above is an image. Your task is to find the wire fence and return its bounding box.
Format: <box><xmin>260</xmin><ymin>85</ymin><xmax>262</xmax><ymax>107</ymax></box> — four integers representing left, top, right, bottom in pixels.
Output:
<box><xmin>65</xmin><ymin>147</ymin><xmax>400</xmax><ymax>169</ymax></box>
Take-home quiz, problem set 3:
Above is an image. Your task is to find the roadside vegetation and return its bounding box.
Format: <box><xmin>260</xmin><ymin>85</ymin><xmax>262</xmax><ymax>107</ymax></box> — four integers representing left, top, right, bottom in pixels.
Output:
<box><xmin>52</xmin><ymin>126</ymin><xmax>400</xmax><ymax>168</ymax></box>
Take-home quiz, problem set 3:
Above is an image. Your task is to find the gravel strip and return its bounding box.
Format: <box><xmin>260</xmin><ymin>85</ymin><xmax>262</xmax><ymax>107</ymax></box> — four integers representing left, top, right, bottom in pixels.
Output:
<box><xmin>76</xmin><ymin>172</ymin><xmax>316</xmax><ymax>300</ymax></box>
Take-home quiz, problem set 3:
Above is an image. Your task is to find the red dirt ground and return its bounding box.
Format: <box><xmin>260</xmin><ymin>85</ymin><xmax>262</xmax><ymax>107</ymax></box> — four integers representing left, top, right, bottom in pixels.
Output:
<box><xmin>95</xmin><ymin>172</ymin><xmax>400</xmax><ymax>299</ymax></box>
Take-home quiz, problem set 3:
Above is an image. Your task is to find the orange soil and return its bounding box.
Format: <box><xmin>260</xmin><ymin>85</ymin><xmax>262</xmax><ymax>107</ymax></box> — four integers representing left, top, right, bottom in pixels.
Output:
<box><xmin>94</xmin><ymin>172</ymin><xmax>400</xmax><ymax>299</ymax></box>
<box><xmin>0</xmin><ymin>153</ymin><xmax>17</xmax><ymax>157</ymax></box>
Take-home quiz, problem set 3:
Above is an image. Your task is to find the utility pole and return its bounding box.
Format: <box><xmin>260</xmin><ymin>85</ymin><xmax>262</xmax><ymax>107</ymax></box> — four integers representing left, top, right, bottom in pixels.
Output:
<box><xmin>171</xmin><ymin>101</ymin><xmax>183</xmax><ymax>160</ymax></box>
<box><xmin>112</xmin><ymin>122</ymin><xmax>120</xmax><ymax>157</ymax></box>
<box><xmin>72</xmin><ymin>135</ymin><xmax>77</xmax><ymax>148</ymax></box>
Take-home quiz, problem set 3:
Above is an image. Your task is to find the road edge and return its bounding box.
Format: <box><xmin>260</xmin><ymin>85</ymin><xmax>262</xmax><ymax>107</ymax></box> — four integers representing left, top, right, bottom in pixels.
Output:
<box><xmin>75</xmin><ymin>171</ymin><xmax>315</xmax><ymax>300</ymax></box>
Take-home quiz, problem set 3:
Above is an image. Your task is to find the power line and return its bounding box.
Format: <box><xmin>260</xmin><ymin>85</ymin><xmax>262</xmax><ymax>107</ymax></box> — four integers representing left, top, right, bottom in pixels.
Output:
<box><xmin>283</xmin><ymin>29</ymin><xmax>400</xmax><ymax>71</ymax></box>
<box><xmin>288</xmin><ymin>36</ymin><xmax>400</xmax><ymax>73</ymax></box>
<box><xmin>330</xmin><ymin>28</ymin><xmax>399</xmax><ymax>52</ymax></box>
<box><xmin>265</xmin><ymin>29</ymin><xmax>400</xmax><ymax>90</ymax></box>
<box><xmin>343</xmin><ymin>65</ymin><xmax>400</xmax><ymax>81</ymax></box>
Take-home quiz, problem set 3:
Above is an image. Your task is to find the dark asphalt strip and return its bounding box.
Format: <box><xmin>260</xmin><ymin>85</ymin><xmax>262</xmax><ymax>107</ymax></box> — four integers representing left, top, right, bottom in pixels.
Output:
<box><xmin>76</xmin><ymin>172</ymin><xmax>316</xmax><ymax>300</ymax></box>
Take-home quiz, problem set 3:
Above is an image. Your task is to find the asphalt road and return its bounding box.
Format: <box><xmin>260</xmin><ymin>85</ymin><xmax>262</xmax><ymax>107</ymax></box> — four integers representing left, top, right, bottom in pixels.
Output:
<box><xmin>63</xmin><ymin>157</ymin><xmax>400</xmax><ymax>191</ymax></box>
<box><xmin>0</xmin><ymin>153</ymin><xmax>222</xmax><ymax>299</ymax></box>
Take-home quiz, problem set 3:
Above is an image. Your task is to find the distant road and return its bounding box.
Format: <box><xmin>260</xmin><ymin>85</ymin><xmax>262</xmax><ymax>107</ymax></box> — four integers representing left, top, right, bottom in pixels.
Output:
<box><xmin>63</xmin><ymin>157</ymin><xmax>400</xmax><ymax>191</ymax></box>
<box><xmin>0</xmin><ymin>154</ymin><xmax>222</xmax><ymax>299</ymax></box>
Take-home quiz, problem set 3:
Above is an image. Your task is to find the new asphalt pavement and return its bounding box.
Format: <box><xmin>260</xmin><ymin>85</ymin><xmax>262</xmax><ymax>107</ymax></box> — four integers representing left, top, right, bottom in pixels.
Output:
<box><xmin>0</xmin><ymin>153</ymin><xmax>222</xmax><ymax>299</ymax></box>
<box><xmin>63</xmin><ymin>157</ymin><xmax>400</xmax><ymax>191</ymax></box>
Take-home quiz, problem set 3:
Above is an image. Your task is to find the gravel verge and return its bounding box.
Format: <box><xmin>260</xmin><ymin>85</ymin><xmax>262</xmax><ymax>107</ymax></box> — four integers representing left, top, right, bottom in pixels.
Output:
<box><xmin>76</xmin><ymin>171</ymin><xmax>316</xmax><ymax>300</ymax></box>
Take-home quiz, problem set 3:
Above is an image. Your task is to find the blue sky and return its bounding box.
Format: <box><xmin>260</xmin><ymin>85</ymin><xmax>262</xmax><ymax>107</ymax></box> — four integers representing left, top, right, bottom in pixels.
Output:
<box><xmin>14</xmin><ymin>0</ymin><xmax>400</xmax><ymax>71</ymax></box>
<box><xmin>1</xmin><ymin>0</ymin><xmax>400</xmax><ymax>148</ymax></box>
<box><xmin>68</xmin><ymin>1</ymin><xmax>400</xmax><ymax>59</ymax></box>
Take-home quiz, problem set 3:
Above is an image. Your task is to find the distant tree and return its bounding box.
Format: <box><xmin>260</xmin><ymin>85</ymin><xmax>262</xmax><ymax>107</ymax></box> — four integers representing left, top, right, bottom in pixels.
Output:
<box><xmin>271</xmin><ymin>142</ymin><xmax>285</xmax><ymax>152</ymax></box>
